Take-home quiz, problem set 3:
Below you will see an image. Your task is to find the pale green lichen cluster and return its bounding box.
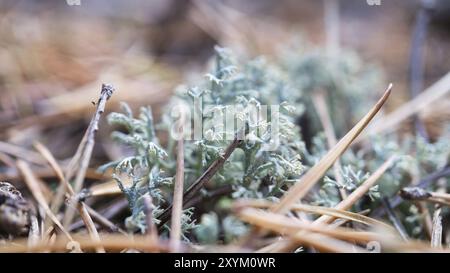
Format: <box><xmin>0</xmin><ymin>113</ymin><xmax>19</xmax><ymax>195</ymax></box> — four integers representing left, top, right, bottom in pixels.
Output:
<box><xmin>103</xmin><ymin>46</ymin><xmax>450</xmax><ymax>244</ymax></box>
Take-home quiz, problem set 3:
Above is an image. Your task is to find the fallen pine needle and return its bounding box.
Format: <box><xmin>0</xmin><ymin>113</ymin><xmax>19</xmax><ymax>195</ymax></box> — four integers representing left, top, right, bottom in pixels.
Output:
<box><xmin>0</xmin><ymin>234</ymin><xmax>172</xmax><ymax>253</ymax></box>
<box><xmin>364</xmin><ymin>72</ymin><xmax>450</xmax><ymax>138</ymax></box>
<box><xmin>16</xmin><ymin>160</ymin><xmax>73</xmax><ymax>242</ymax></box>
<box><xmin>238</xmin><ymin>207</ymin><xmax>379</xmax><ymax>245</ymax></box>
<box><xmin>235</xmin><ymin>199</ymin><xmax>393</xmax><ymax>231</ymax></box>
<box><xmin>272</xmin><ymin>84</ymin><xmax>392</xmax><ymax>214</ymax></box>
<box><xmin>258</xmin><ymin>155</ymin><xmax>397</xmax><ymax>252</ymax></box>
<box><xmin>170</xmin><ymin>137</ymin><xmax>185</xmax><ymax>252</ymax></box>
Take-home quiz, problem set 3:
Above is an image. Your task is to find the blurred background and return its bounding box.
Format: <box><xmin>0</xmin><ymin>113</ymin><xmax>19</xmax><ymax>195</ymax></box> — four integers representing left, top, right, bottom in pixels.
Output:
<box><xmin>0</xmin><ymin>0</ymin><xmax>449</xmax><ymax>178</ymax></box>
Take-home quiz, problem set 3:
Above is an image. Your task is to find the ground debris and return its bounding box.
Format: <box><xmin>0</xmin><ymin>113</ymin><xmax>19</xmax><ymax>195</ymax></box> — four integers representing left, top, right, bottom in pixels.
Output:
<box><xmin>399</xmin><ymin>187</ymin><xmax>432</xmax><ymax>200</ymax></box>
<box><xmin>0</xmin><ymin>182</ymin><xmax>32</xmax><ymax>236</ymax></box>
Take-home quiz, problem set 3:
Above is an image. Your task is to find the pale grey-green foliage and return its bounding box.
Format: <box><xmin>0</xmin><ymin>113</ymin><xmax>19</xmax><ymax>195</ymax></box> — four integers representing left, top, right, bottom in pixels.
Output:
<box><xmin>194</xmin><ymin>212</ymin><xmax>219</xmax><ymax>244</ymax></box>
<box><xmin>102</xmin><ymin>103</ymin><xmax>173</xmax><ymax>233</ymax></box>
<box><xmin>104</xmin><ymin>45</ymin><xmax>449</xmax><ymax>243</ymax></box>
<box><xmin>282</xmin><ymin>47</ymin><xmax>382</xmax><ymax>136</ymax></box>
<box><xmin>194</xmin><ymin>212</ymin><xmax>247</xmax><ymax>244</ymax></box>
<box><xmin>163</xmin><ymin>46</ymin><xmax>307</xmax><ymax>202</ymax></box>
<box><xmin>104</xmin><ymin>46</ymin><xmax>309</xmax><ymax>241</ymax></box>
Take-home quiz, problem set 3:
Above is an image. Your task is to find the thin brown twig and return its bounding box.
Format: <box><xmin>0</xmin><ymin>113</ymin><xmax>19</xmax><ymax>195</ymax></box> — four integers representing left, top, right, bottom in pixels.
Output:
<box><xmin>68</xmin><ymin>198</ymin><xmax>128</xmax><ymax>232</ymax></box>
<box><xmin>84</xmin><ymin>205</ymin><xmax>127</xmax><ymax>235</ymax></box>
<box><xmin>381</xmin><ymin>197</ymin><xmax>409</xmax><ymax>241</ymax></box>
<box><xmin>372</xmin><ymin>166</ymin><xmax>450</xmax><ymax>217</ymax></box>
<box><xmin>63</xmin><ymin>84</ymin><xmax>115</xmax><ymax>229</ymax></box>
<box><xmin>58</xmin><ymin>84</ymin><xmax>114</xmax><ymax>252</ymax></box>
<box><xmin>158</xmin><ymin>135</ymin><xmax>243</xmax><ymax>226</ymax></box>
<box><xmin>399</xmin><ymin>187</ymin><xmax>450</xmax><ymax>207</ymax></box>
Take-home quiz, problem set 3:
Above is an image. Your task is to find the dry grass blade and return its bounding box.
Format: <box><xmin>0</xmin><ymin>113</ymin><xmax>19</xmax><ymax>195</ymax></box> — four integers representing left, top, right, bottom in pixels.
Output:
<box><xmin>170</xmin><ymin>138</ymin><xmax>185</xmax><ymax>252</ymax></box>
<box><xmin>33</xmin><ymin>141</ymin><xmax>71</xmax><ymax>230</ymax></box>
<box><xmin>237</xmin><ymin>208</ymin><xmax>369</xmax><ymax>253</ymax></box>
<box><xmin>312</xmin><ymin>91</ymin><xmax>347</xmax><ymax>200</ymax></box>
<box><xmin>69</xmin><ymin>202</ymin><xmax>105</xmax><ymax>252</ymax></box>
<box><xmin>238</xmin><ymin>207</ymin><xmax>377</xmax><ymax>244</ymax></box>
<box><xmin>0</xmin><ymin>141</ymin><xmax>46</xmax><ymax>165</ymax></box>
<box><xmin>258</xmin><ymin>155</ymin><xmax>397</xmax><ymax>252</ymax></box>
<box><xmin>272</xmin><ymin>84</ymin><xmax>392</xmax><ymax>214</ymax></box>
<box><xmin>31</xmin><ymin>76</ymin><xmax>171</xmax><ymax>130</ymax></box>
<box><xmin>87</xmin><ymin>178</ymin><xmax>132</xmax><ymax>197</ymax></box>
<box><xmin>0</xmin><ymin>234</ymin><xmax>172</xmax><ymax>253</ymax></box>
<box><xmin>364</xmin><ymin>72</ymin><xmax>450</xmax><ymax>137</ymax></box>
<box><xmin>427</xmin><ymin>198</ymin><xmax>450</xmax><ymax>207</ymax></box>
<box><xmin>32</xmin><ymin>142</ymin><xmax>66</xmax><ymax>190</ymax></box>
<box><xmin>330</xmin><ymin>209</ymin><xmax>370</xmax><ymax>228</ymax></box>
<box><xmin>236</xmin><ymin>199</ymin><xmax>393</xmax><ymax>231</ymax></box>
<box><xmin>431</xmin><ymin>192</ymin><xmax>450</xmax><ymax>202</ymax></box>
<box><xmin>16</xmin><ymin>160</ymin><xmax>73</xmax><ymax>242</ymax></box>
<box><xmin>0</xmin><ymin>168</ymin><xmax>106</xmax><ymax>183</ymax></box>
<box><xmin>247</xmin><ymin>204</ymin><xmax>447</xmax><ymax>253</ymax></box>
<box><xmin>324</xmin><ymin>0</ymin><xmax>340</xmax><ymax>56</ymax></box>
<box><xmin>33</xmin><ymin>141</ymin><xmax>107</xmax><ymax>247</ymax></box>
<box><xmin>319</xmin><ymin>155</ymin><xmax>397</xmax><ymax>223</ymax></box>
<box><xmin>371</xmin><ymin>225</ymin><xmax>450</xmax><ymax>253</ymax></box>
<box><xmin>381</xmin><ymin>241</ymin><xmax>450</xmax><ymax>253</ymax></box>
